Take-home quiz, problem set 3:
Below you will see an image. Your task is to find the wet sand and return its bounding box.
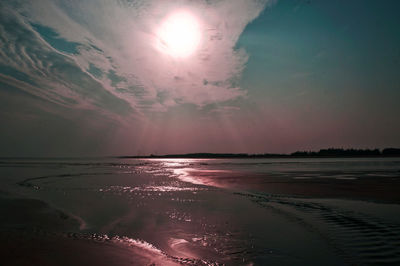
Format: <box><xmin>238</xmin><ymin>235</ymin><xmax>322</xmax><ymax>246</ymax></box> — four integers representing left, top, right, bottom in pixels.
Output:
<box><xmin>0</xmin><ymin>196</ymin><xmax>181</xmax><ymax>266</ymax></box>
<box><xmin>1</xmin><ymin>158</ymin><xmax>400</xmax><ymax>265</ymax></box>
<box><xmin>180</xmin><ymin>169</ymin><xmax>400</xmax><ymax>203</ymax></box>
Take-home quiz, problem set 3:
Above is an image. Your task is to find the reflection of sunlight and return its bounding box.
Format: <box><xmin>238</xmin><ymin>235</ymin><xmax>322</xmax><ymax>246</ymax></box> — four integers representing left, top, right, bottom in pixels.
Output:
<box><xmin>162</xmin><ymin>160</ymin><xmax>191</xmax><ymax>167</ymax></box>
<box><xmin>173</xmin><ymin>168</ymin><xmax>232</xmax><ymax>187</ymax></box>
<box><xmin>169</xmin><ymin>238</ymin><xmax>189</xmax><ymax>248</ymax></box>
<box><xmin>100</xmin><ymin>185</ymin><xmax>202</xmax><ymax>194</ymax></box>
<box><xmin>145</xmin><ymin>158</ymin><xmax>205</xmax><ymax>168</ymax></box>
<box><xmin>173</xmin><ymin>168</ymin><xmax>206</xmax><ymax>185</ymax></box>
<box><xmin>167</xmin><ymin>237</ymin><xmax>198</xmax><ymax>259</ymax></box>
<box><xmin>141</xmin><ymin>158</ymin><xmax>232</xmax><ymax>188</ymax></box>
<box><xmin>112</xmin><ymin>236</ymin><xmax>164</xmax><ymax>255</ymax></box>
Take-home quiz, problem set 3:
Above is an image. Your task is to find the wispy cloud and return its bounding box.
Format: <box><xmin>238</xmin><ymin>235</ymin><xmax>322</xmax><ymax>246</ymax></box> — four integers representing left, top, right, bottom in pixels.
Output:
<box><xmin>0</xmin><ymin>0</ymin><xmax>271</xmax><ymax>117</ymax></box>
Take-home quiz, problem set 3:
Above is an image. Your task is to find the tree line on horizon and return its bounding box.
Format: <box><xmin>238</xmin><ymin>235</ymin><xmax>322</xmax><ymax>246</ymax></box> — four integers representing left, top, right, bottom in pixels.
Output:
<box><xmin>119</xmin><ymin>148</ymin><xmax>400</xmax><ymax>158</ymax></box>
<box><xmin>290</xmin><ymin>148</ymin><xmax>400</xmax><ymax>157</ymax></box>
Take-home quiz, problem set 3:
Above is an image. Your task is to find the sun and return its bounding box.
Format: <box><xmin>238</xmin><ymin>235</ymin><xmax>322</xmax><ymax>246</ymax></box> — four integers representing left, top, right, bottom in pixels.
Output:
<box><xmin>156</xmin><ymin>10</ymin><xmax>201</xmax><ymax>58</ymax></box>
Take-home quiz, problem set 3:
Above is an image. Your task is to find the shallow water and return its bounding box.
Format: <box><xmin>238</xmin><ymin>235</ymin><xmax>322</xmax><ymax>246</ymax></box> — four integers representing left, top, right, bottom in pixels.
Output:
<box><xmin>1</xmin><ymin>157</ymin><xmax>400</xmax><ymax>265</ymax></box>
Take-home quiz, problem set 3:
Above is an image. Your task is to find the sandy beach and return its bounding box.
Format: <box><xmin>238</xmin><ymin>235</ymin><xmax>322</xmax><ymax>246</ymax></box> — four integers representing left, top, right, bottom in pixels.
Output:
<box><xmin>1</xmin><ymin>157</ymin><xmax>400</xmax><ymax>265</ymax></box>
<box><xmin>0</xmin><ymin>196</ymin><xmax>183</xmax><ymax>266</ymax></box>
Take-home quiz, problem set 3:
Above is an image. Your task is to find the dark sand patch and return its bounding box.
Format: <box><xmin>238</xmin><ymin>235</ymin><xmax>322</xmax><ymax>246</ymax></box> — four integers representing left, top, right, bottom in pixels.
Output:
<box><xmin>179</xmin><ymin>169</ymin><xmax>400</xmax><ymax>203</ymax></box>
<box><xmin>0</xmin><ymin>196</ymin><xmax>180</xmax><ymax>266</ymax></box>
<box><xmin>0</xmin><ymin>197</ymin><xmax>81</xmax><ymax>231</ymax></box>
<box><xmin>0</xmin><ymin>231</ymin><xmax>182</xmax><ymax>266</ymax></box>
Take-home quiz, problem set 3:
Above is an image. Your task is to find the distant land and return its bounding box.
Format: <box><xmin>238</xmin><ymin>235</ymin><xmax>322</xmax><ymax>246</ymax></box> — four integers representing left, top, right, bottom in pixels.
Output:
<box><xmin>118</xmin><ymin>148</ymin><xmax>400</xmax><ymax>159</ymax></box>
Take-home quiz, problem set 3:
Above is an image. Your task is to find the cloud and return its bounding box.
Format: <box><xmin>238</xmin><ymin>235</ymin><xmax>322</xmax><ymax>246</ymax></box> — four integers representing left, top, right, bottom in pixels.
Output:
<box><xmin>1</xmin><ymin>0</ymin><xmax>271</xmax><ymax>119</ymax></box>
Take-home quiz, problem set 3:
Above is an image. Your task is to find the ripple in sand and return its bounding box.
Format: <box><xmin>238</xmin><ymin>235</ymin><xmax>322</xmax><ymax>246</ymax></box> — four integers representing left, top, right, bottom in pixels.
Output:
<box><xmin>237</xmin><ymin>192</ymin><xmax>400</xmax><ymax>265</ymax></box>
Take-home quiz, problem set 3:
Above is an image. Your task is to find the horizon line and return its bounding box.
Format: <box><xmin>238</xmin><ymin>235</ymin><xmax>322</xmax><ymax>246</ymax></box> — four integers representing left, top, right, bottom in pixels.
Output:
<box><xmin>1</xmin><ymin>147</ymin><xmax>400</xmax><ymax>159</ymax></box>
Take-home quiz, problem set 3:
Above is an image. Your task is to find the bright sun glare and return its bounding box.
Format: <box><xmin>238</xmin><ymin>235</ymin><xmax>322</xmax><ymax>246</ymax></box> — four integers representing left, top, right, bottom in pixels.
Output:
<box><xmin>156</xmin><ymin>10</ymin><xmax>201</xmax><ymax>58</ymax></box>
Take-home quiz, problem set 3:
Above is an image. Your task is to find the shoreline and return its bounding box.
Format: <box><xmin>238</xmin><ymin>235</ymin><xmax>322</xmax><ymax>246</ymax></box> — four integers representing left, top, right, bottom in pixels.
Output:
<box><xmin>1</xmin><ymin>157</ymin><xmax>399</xmax><ymax>265</ymax></box>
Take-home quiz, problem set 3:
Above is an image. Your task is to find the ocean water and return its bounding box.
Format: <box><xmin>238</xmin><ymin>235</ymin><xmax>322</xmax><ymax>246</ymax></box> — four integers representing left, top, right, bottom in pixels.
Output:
<box><xmin>1</xmin><ymin>157</ymin><xmax>400</xmax><ymax>265</ymax></box>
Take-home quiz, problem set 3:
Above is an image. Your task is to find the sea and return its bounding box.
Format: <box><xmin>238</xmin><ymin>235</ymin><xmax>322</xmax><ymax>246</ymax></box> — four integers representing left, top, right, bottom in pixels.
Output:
<box><xmin>1</xmin><ymin>157</ymin><xmax>400</xmax><ymax>265</ymax></box>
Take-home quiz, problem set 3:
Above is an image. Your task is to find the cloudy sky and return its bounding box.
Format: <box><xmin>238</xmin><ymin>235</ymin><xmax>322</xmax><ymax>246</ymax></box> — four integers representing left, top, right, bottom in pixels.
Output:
<box><xmin>1</xmin><ymin>0</ymin><xmax>399</xmax><ymax>156</ymax></box>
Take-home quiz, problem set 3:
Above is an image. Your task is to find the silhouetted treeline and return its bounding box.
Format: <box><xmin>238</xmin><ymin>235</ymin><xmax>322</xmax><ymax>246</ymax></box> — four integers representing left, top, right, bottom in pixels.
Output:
<box><xmin>118</xmin><ymin>148</ymin><xmax>400</xmax><ymax>159</ymax></box>
<box><xmin>292</xmin><ymin>148</ymin><xmax>400</xmax><ymax>157</ymax></box>
<box><xmin>291</xmin><ymin>148</ymin><xmax>381</xmax><ymax>157</ymax></box>
<box><xmin>382</xmin><ymin>148</ymin><xmax>400</xmax><ymax>156</ymax></box>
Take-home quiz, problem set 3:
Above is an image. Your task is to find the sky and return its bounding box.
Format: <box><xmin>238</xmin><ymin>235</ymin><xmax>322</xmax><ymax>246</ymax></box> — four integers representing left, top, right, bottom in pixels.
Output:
<box><xmin>0</xmin><ymin>0</ymin><xmax>399</xmax><ymax>157</ymax></box>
